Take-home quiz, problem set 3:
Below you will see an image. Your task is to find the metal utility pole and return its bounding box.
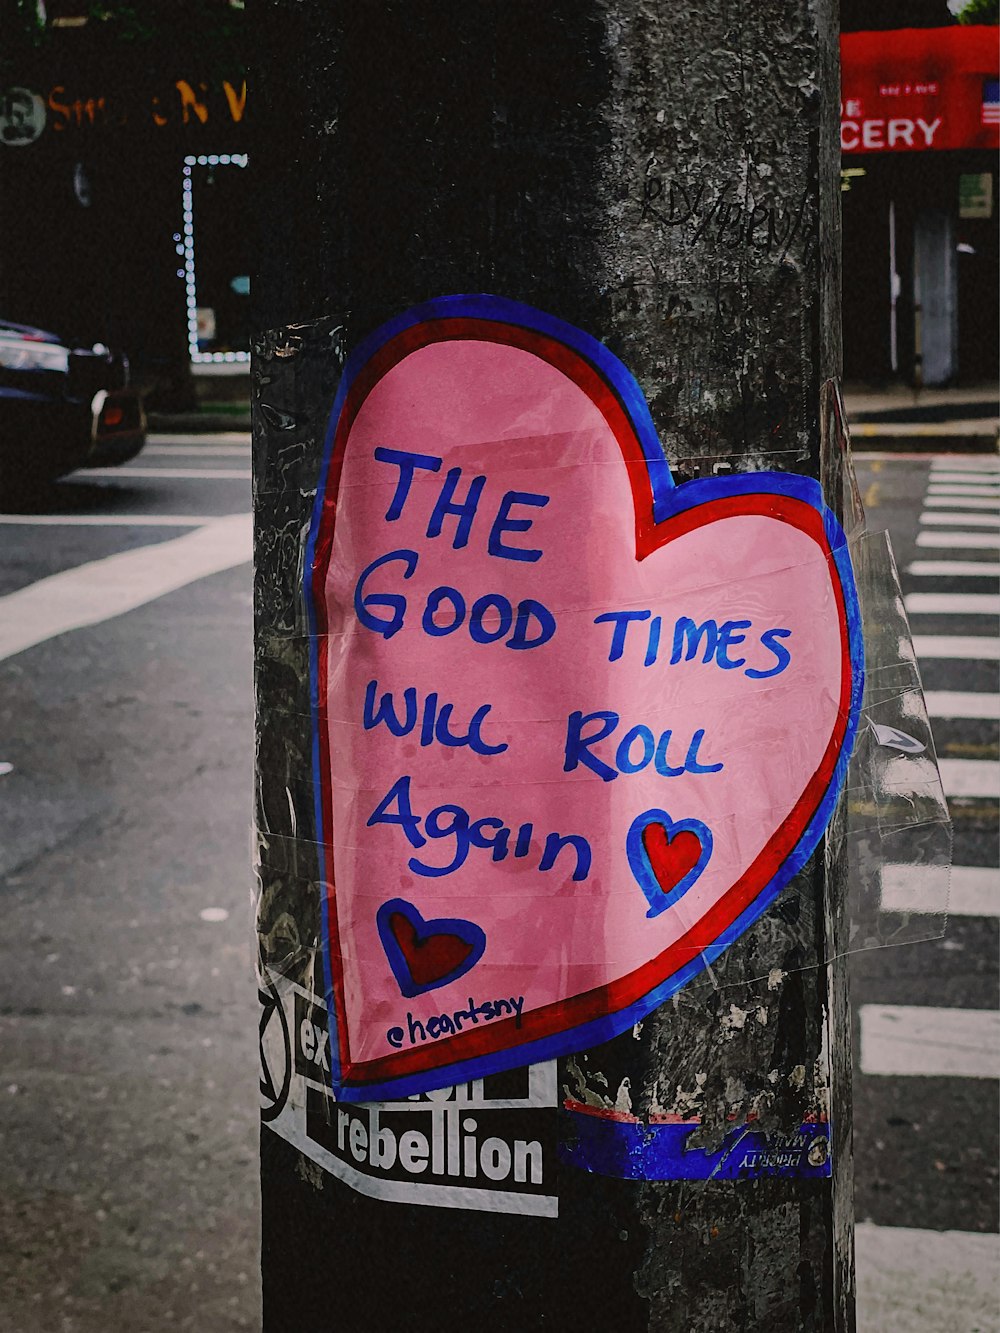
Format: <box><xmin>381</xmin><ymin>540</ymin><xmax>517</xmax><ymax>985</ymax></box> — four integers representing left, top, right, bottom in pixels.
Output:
<box><xmin>253</xmin><ymin>2</ymin><xmax>853</xmax><ymax>1329</ymax></box>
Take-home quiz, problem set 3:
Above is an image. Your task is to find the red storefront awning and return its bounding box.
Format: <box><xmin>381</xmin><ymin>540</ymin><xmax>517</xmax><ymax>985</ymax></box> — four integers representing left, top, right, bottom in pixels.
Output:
<box><xmin>841</xmin><ymin>26</ymin><xmax>1000</xmax><ymax>154</ymax></box>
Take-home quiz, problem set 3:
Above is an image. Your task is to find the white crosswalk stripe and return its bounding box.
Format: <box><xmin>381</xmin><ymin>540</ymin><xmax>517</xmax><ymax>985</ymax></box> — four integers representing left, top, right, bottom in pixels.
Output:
<box><xmin>920</xmin><ymin>511</ymin><xmax>1000</xmax><ymax>527</ymax></box>
<box><xmin>0</xmin><ymin>513</ymin><xmax>252</xmax><ymax>663</ymax></box>
<box><xmin>911</xmin><ymin>635</ymin><xmax>1000</xmax><ymax>659</ymax></box>
<box><xmin>929</xmin><ymin>473</ymin><xmax>1000</xmax><ymax>485</ymax></box>
<box><xmin>904</xmin><ymin>592</ymin><xmax>1000</xmax><ymax>615</ymax></box>
<box><xmin>924</xmin><ymin>493</ymin><xmax>1000</xmax><ymax>510</ymax></box>
<box><xmin>933</xmin><ymin>474</ymin><xmax>1000</xmax><ymax>485</ymax></box>
<box><xmin>916</xmin><ymin>529</ymin><xmax>1000</xmax><ymax>549</ymax></box>
<box><xmin>880</xmin><ymin>864</ymin><xmax>997</xmax><ymax>917</ymax></box>
<box><xmin>930</xmin><ymin>457</ymin><xmax>1000</xmax><ymax>472</ymax></box>
<box><xmin>927</xmin><ymin>484</ymin><xmax>1000</xmax><ymax>496</ymax></box>
<box><xmin>145</xmin><ymin>444</ymin><xmax>252</xmax><ymax>457</ymax></box>
<box><xmin>920</xmin><ymin>447</ymin><xmax>1000</xmax><ymax>949</ymax></box>
<box><xmin>860</xmin><ymin>1004</ymin><xmax>1000</xmax><ymax>1080</ymax></box>
<box><xmin>0</xmin><ymin>513</ymin><xmax>218</xmax><ymax>527</ymax></box>
<box><xmin>939</xmin><ymin>759</ymin><xmax>1000</xmax><ymax>799</ymax></box>
<box><xmin>907</xmin><ymin>559</ymin><xmax>1000</xmax><ymax>577</ymax></box>
<box><xmin>147</xmin><ymin>432</ymin><xmax>249</xmax><ymax>445</ymax></box>
<box><xmin>86</xmin><ymin>466</ymin><xmax>252</xmax><ymax>480</ymax></box>
<box><xmin>924</xmin><ymin>690</ymin><xmax>1000</xmax><ymax>719</ymax></box>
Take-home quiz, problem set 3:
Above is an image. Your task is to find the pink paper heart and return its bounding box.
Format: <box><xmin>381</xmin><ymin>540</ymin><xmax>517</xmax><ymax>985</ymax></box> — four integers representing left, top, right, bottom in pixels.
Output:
<box><xmin>307</xmin><ymin>296</ymin><xmax>862</xmax><ymax>1102</ymax></box>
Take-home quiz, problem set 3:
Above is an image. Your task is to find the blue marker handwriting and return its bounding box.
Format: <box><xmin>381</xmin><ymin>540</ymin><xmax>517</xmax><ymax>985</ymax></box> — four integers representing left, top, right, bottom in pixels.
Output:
<box><xmin>386</xmin><ymin>994</ymin><xmax>526</xmax><ymax>1048</ymax></box>
<box><xmin>373</xmin><ymin>448</ymin><xmax>550</xmax><ymax>561</ymax></box>
<box><xmin>595</xmin><ymin>610</ymin><xmax>792</xmax><ymax>678</ymax></box>
<box><xmin>364</xmin><ymin>679</ymin><xmax>508</xmax><ymax>757</ymax></box>
<box><xmin>349</xmin><ymin>447</ymin><xmax>797</xmax><ymax>892</ymax></box>
<box><xmin>368</xmin><ymin>775</ymin><xmax>592</xmax><ymax>882</ymax></box>
<box><xmin>354</xmin><ymin>549</ymin><xmax>556</xmax><ymax>649</ymax></box>
<box><xmin>564</xmin><ymin>711</ymin><xmax>724</xmax><ymax>784</ymax></box>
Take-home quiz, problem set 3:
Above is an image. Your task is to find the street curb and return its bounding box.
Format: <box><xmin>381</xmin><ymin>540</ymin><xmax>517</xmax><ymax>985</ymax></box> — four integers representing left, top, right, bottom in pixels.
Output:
<box><xmin>849</xmin><ymin>429</ymin><xmax>999</xmax><ymax>455</ymax></box>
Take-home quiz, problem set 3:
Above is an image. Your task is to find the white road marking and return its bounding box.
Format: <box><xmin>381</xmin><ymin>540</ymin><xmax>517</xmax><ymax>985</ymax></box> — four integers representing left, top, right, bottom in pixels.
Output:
<box><xmin>916</xmin><ymin>530</ymin><xmax>1000</xmax><ymax>549</ymax></box>
<box><xmin>907</xmin><ymin>559</ymin><xmax>1000</xmax><ymax>577</ymax></box>
<box><xmin>148</xmin><ymin>432</ymin><xmax>249</xmax><ymax>445</ymax></box>
<box><xmin>85</xmin><ymin>466</ymin><xmax>251</xmax><ymax>480</ymax></box>
<box><xmin>881</xmin><ymin>864</ymin><xmax>997</xmax><ymax>917</ymax></box>
<box><xmin>920</xmin><ymin>511</ymin><xmax>1000</xmax><ymax>527</ymax></box>
<box><xmin>924</xmin><ymin>690</ymin><xmax>1000</xmax><ymax>719</ymax></box>
<box><xmin>860</xmin><ymin>1004</ymin><xmax>1000</xmax><ymax>1079</ymax></box>
<box><xmin>911</xmin><ymin>635</ymin><xmax>1000</xmax><ymax>659</ymax></box>
<box><xmin>0</xmin><ymin>513</ymin><xmax>251</xmax><ymax>663</ymax></box>
<box><xmin>939</xmin><ymin>759</ymin><xmax>1000</xmax><ymax>799</ymax></box>
<box><xmin>145</xmin><ymin>444</ymin><xmax>251</xmax><ymax>458</ymax></box>
<box><xmin>924</xmin><ymin>493</ymin><xmax>1000</xmax><ymax>511</ymax></box>
<box><xmin>0</xmin><ymin>513</ymin><xmax>218</xmax><ymax>527</ymax></box>
<box><xmin>930</xmin><ymin>456</ymin><xmax>1000</xmax><ymax>471</ymax></box>
<box><xmin>929</xmin><ymin>473</ymin><xmax>1000</xmax><ymax>486</ymax></box>
<box><xmin>904</xmin><ymin>592</ymin><xmax>1000</xmax><ymax>615</ymax></box>
<box><xmin>928</xmin><ymin>484</ymin><xmax>1000</xmax><ymax>497</ymax></box>
<box><xmin>855</xmin><ymin>1223</ymin><xmax>1000</xmax><ymax>1333</ymax></box>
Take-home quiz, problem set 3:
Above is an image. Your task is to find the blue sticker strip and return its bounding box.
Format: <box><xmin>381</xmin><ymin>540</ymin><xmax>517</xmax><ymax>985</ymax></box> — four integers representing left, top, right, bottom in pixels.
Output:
<box><xmin>303</xmin><ymin>294</ymin><xmax>866</xmax><ymax>1105</ymax></box>
<box><xmin>559</xmin><ymin>1110</ymin><xmax>832</xmax><ymax>1181</ymax></box>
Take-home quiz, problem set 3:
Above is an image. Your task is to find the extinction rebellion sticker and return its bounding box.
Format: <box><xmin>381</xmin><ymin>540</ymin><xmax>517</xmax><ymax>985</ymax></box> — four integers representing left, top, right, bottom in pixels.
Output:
<box><xmin>260</xmin><ymin>973</ymin><xmax>558</xmax><ymax>1216</ymax></box>
<box><xmin>305</xmin><ymin>295</ymin><xmax>863</xmax><ymax>1105</ymax></box>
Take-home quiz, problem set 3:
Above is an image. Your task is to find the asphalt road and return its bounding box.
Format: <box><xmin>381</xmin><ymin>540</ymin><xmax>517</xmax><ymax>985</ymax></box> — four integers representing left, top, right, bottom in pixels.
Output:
<box><xmin>0</xmin><ymin>439</ymin><xmax>995</xmax><ymax>1330</ymax></box>
<box><xmin>0</xmin><ymin>439</ymin><xmax>259</xmax><ymax>1332</ymax></box>
<box><xmin>851</xmin><ymin>455</ymin><xmax>999</xmax><ymax>1239</ymax></box>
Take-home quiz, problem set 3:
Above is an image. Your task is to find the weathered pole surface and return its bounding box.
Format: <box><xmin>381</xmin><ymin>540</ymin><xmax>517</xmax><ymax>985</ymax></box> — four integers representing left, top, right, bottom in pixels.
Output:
<box><xmin>253</xmin><ymin>2</ymin><xmax>853</xmax><ymax>1328</ymax></box>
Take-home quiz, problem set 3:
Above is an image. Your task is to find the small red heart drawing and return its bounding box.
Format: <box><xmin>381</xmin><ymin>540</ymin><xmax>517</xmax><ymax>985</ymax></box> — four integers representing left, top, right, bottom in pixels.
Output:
<box><xmin>643</xmin><ymin>824</ymin><xmax>702</xmax><ymax>889</ymax></box>
<box><xmin>377</xmin><ymin>898</ymin><xmax>487</xmax><ymax>998</ymax></box>
<box><xmin>627</xmin><ymin>808</ymin><xmax>713</xmax><ymax>918</ymax></box>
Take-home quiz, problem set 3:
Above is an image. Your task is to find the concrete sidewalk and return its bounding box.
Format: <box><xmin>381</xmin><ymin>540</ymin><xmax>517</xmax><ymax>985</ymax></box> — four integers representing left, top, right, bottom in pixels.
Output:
<box><xmin>147</xmin><ymin>404</ymin><xmax>251</xmax><ymax>434</ymax></box>
<box><xmin>146</xmin><ymin>372</ymin><xmax>251</xmax><ymax>434</ymax></box>
<box><xmin>845</xmin><ymin>381</ymin><xmax>999</xmax><ymax>454</ymax></box>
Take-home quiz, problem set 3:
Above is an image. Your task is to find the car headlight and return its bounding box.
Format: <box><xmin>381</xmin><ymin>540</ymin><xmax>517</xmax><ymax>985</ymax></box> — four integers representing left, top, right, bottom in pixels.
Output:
<box><xmin>0</xmin><ymin>336</ymin><xmax>70</xmax><ymax>373</ymax></box>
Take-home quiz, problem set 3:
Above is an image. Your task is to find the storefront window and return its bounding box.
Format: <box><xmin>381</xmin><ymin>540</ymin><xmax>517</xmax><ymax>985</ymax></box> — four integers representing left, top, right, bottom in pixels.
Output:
<box><xmin>959</xmin><ymin>172</ymin><xmax>993</xmax><ymax>220</ymax></box>
<box><xmin>181</xmin><ymin>153</ymin><xmax>250</xmax><ymax>364</ymax></box>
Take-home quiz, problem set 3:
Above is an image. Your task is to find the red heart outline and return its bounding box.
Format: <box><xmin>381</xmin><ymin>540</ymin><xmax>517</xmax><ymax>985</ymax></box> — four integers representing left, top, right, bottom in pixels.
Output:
<box><xmin>308</xmin><ymin>298</ymin><xmax>860</xmax><ymax>1100</ymax></box>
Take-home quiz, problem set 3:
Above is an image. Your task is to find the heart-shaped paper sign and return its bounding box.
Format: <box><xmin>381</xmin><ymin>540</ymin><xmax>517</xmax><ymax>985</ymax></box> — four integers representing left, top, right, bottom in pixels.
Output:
<box><xmin>306</xmin><ymin>295</ymin><xmax>863</xmax><ymax>1102</ymax></box>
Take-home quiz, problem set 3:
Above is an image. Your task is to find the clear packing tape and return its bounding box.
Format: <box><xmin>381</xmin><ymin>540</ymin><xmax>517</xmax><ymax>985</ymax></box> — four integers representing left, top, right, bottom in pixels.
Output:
<box><xmin>841</xmin><ymin>527</ymin><xmax>950</xmax><ymax>952</ymax></box>
<box><xmin>254</xmin><ymin>547</ymin><xmax>951</xmax><ymax>1021</ymax></box>
<box><xmin>827</xmin><ymin>377</ymin><xmax>950</xmax><ymax>957</ymax></box>
<box><xmin>251</xmin><ymin>325</ymin><xmax>955</xmax><ymax>1192</ymax></box>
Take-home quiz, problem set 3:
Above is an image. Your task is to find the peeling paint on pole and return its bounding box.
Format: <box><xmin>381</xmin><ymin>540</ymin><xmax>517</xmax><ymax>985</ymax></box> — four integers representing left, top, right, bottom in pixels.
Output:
<box><xmin>254</xmin><ymin>1</ymin><xmax>853</xmax><ymax>1328</ymax></box>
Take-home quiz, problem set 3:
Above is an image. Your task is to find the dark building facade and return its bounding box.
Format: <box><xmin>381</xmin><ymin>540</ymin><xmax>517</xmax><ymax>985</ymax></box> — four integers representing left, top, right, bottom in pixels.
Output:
<box><xmin>0</xmin><ymin>16</ymin><xmax>247</xmax><ymax>405</ymax></box>
<box><xmin>840</xmin><ymin>25</ymin><xmax>999</xmax><ymax>386</ymax></box>
<box><xmin>2</xmin><ymin>15</ymin><xmax>994</xmax><ymax>397</ymax></box>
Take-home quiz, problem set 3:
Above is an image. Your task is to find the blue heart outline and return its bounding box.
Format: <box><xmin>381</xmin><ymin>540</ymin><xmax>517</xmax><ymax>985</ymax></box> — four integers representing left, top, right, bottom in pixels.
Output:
<box><xmin>305</xmin><ymin>293</ymin><xmax>866</xmax><ymax>1103</ymax></box>
<box><xmin>376</xmin><ymin>897</ymin><xmax>487</xmax><ymax>999</ymax></box>
<box><xmin>626</xmin><ymin>809</ymin><xmax>713</xmax><ymax>918</ymax></box>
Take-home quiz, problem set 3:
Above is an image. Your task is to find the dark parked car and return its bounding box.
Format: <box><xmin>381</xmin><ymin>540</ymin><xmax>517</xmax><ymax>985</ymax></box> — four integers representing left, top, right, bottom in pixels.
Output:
<box><xmin>0</xmin><ymin>319</ymin><xmax>146</xmax><ymax>489</ymax></box>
